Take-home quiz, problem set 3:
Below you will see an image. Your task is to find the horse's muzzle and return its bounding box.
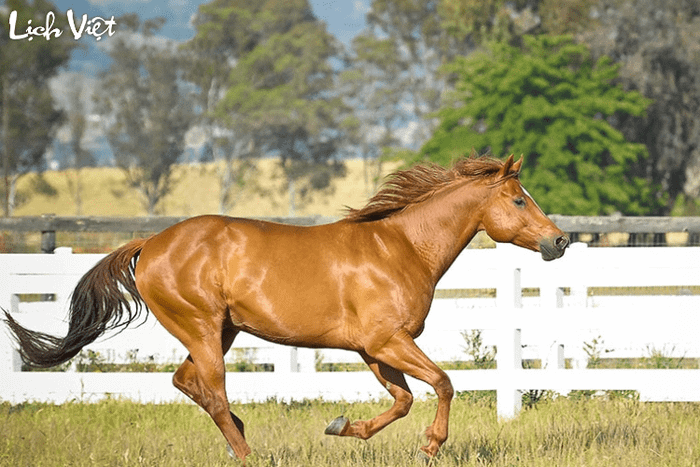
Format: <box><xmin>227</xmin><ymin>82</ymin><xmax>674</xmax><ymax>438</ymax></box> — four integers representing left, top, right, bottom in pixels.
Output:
<box><xmin>539</xmin><ymin>234</ymin><xmax>569</xmax><ymax>261</ymax></box>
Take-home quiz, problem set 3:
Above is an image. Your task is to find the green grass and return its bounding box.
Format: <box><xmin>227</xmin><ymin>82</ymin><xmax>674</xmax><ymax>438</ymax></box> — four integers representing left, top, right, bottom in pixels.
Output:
<box><xmin>2</xmin><ymin>397</ymin><xmax>700</xmax><ymax>466</ymax></box>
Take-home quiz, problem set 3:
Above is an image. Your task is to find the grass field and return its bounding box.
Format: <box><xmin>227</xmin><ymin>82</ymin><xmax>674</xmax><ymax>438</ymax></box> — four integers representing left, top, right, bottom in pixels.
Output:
<box><xmin>2</xmin><ymin>396</ymin><xmax>700</xmax><ymax>466</ymax></box>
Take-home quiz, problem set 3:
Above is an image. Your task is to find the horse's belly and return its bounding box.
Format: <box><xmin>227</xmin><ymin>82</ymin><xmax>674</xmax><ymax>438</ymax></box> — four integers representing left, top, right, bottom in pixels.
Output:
<box><xmin>227</xmin><ymin>296</ymin><xmax>354</xmax><ymax>350</ymax></box>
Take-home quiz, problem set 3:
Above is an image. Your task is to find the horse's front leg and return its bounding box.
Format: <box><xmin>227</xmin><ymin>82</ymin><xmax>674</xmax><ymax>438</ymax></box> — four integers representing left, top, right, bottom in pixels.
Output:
<box><xmin>380</xmin><ymin>334</ymin><xmax>453</xmax><ymax>457</ymax></box>
<box><xmin>331</xmin><ymin>330</ymin><xmax>454</xmax><ymax>457</ymax></box>
<box><xmin>378</xmin><ymin>331</ymin><xmax>453</xmax><ymax>457</ymax></box>
<box><xmin>325</xmin><ymin>351</ymin><xmax>413</xmax><ymax>439</ymax></box>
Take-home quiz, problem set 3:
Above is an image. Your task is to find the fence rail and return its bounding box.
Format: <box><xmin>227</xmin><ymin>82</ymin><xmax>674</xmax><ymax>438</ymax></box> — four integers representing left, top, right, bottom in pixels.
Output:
<box><xmin>1</xmin><ymin>241</ymin><xmax>700</xmax><ymax>419</ymax></box>
<box><xmin>0</xmin><ymin>215</ymin><xmax>699</xmax><ymax>252</ymax></box>
<box><xmin>0</xmin><ymin>214</ymin><xmax>698</xmax><ymax>233</ymax></box>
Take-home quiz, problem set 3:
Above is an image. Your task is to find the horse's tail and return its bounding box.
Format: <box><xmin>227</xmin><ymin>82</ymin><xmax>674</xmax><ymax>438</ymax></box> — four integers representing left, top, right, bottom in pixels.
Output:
<box><xmin>3</xmin><ymin>238</ymin><xmax>149</xmax><ymax>368</ymax></box>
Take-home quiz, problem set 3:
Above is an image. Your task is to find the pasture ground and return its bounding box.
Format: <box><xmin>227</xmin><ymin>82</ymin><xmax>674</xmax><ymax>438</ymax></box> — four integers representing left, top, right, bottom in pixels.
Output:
<box><xmin>2</xmin><ymin>396</ymin><xmax>699</xmax><ymax>466</ymax></box>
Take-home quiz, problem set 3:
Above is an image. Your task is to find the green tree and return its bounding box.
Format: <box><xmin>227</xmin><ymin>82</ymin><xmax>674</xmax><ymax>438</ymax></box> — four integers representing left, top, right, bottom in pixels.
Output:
<box><xmin>63</xmin><ymin>78</ymin><xmax>95</xmax><ymax>216</ymax></box>
<box><xmin>438</xmin><ymin>0</ymin><xmax>527</xmax><ymax>43</ymax></box>
<box><xmin>336</xmin><ymin>0</ymin><xmax>472</xmax><ymax>192</ymax></box>
<box><xmin>0</xmin><ymin>0</ymin><xmax>77</xmax><ymax>216</ymax></box>
<box><xmin>181</xmin><ymin>0</ymin><xmax>262</xmax><ymax>215</ymax></box>
<box><xmin>339</xmin><ymin>33</ymin><xmax>410</xmax><ymax>196</ymax></box>
<box><xmin>365</xmin><ymin>0</ymin><xmax>463</xmax><ymax>148</ymax></box>
<box><xmin>538</xmin><ymin>0</ymin><xmax>599</xmax><ymax>36</ymax></box>
<box><xmin>438</xmin><ymin>0</ymin><xmax>598</xmax><ymax>42</ymax></box>
<box><xmin>421</xmin><ymin>35</ymin><xmax>657</xmax><ymax>215</ymax></box>
<box><xmin>96</xmin><ymin>15</ymin><xmax>195</xmax><ymax>215</ymax></box>
<box><xmin>192</xmin><ymin>0</ymin><xmax>345</xmax><ymax>215</ymax></box>
<box><xmin>581</xmin><ymin>0</ymin><xmax>700</xmax><ymax>214</ymax></box>
<box><xmin>356</xmin><ymin>0</ymin><xmax>601</xmax><ymax>158</ymax></box>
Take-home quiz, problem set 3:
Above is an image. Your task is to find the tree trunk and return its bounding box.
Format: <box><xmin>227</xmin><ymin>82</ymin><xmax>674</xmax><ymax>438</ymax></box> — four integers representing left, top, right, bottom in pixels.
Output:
<box><xmin>2</xmin><ymin>76</ymin><xmax>10</xmax><ymax>217</ymax></box>
<box><xmin>288</xmin><ymin>177</ymin><xmax>296</xmax><ymax>217</ymax></box>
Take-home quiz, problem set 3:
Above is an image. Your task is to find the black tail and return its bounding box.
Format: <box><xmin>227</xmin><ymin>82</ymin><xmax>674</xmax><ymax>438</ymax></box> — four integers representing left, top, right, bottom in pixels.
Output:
<box><xmin>3</xmin><ymin>238</ymin><xmax>149</xmax><ymax>368</ymax></box>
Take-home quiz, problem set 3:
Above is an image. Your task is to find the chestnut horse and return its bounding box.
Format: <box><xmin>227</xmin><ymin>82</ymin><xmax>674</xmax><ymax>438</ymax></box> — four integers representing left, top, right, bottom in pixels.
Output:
<box><xmin>5</xmin><ymin>155</ymin><xmax>568</xmax><ymax>462</ymax></box>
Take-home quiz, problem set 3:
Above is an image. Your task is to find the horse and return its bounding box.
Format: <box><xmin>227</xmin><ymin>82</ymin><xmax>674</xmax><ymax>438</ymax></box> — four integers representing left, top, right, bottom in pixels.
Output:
<box><xmin>4</xmin><ymin>154</ymin><xmax>569</xmax><ymax>463</ymax></box>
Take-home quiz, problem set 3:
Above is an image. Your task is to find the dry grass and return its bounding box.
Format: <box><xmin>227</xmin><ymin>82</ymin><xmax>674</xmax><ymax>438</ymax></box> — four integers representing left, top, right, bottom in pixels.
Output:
<box><xmin>14</xmin><ymin>159</ymin><xmax>401</xmax><ymax>218</ymax></box>
<box><xmin>2</xmin><ymin>397</ymin><xmax>700</xmax><ymax>466</ymax></box>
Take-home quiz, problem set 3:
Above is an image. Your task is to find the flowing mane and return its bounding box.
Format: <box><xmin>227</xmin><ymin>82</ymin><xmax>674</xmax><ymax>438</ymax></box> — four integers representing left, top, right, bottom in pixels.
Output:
<box><xmin>345</xmin><ymin>155</ymin><xmax>519</xmax><ymax>223</ymax></box>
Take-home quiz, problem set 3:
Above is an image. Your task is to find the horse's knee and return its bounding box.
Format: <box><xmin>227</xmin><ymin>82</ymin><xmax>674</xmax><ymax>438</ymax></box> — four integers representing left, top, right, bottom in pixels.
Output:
<box><xmin>435</xmin><ymin>374</ymin><xmax>454</xmax><ymax>401</ymax></box>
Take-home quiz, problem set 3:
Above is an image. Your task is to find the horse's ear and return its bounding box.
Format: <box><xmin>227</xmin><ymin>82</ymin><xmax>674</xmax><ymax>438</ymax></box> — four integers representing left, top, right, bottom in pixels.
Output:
<box><xmin>511</xmin><ymin>155</ymin><xmax>523</xmax><ymax>174</ymax></box>
<box><xmin>498</xmin><ymin>154</ymin><xmax>523</xmax><ymax>178</ymax></box>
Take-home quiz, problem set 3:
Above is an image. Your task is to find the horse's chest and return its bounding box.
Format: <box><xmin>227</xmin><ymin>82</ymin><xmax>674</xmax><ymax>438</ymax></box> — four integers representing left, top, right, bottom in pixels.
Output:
<box><xmin>407</xmin><ymin>320</ymin><xmax>426</xmax><ymax>339</ymax></box>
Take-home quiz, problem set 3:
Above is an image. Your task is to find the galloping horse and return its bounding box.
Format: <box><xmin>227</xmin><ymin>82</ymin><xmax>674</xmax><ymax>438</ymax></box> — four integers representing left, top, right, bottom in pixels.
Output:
<box><xmin>5</xmin><ymin>154</ymin><xmax>569</xmax><ymax>463</ymax></box>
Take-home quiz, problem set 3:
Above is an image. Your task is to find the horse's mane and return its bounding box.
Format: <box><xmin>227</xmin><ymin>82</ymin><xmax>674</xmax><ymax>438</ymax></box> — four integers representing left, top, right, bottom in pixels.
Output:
<box><xmin>344</xmin><ymin>154</ymin><xmax>518</xmax><ymax>223</ymax></box>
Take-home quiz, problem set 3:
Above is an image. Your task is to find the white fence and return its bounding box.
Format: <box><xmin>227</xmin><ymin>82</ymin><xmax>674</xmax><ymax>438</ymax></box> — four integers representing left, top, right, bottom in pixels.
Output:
<box><xmin>1</xmin><ymin>242</ymin><xmax>700</xmax><ymax>419</ymax></box>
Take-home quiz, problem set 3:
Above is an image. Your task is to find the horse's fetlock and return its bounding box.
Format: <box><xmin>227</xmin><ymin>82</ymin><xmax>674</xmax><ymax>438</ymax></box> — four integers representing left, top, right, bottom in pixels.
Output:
<box><xmin>355</xmin><ymin>424</ymin><xmax>373</xmax><ymax>440</ymax></box>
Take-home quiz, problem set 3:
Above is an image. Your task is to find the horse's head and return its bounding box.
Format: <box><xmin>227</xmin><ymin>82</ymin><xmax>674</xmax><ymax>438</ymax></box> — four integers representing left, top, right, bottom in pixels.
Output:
<box><xmin>478</xmin><ymin>155</ymin><xmax>569</xmax><ymax>261</ymax></box>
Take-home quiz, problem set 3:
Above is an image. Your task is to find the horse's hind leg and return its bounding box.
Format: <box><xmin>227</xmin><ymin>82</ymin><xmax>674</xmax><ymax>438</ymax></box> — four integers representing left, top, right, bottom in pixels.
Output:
<box><xmin>173</xmin><ymin>328</ymin><xmax>248</xmax><ymax>447</ymax></box>
<box><xmin>173</xmin><ymin>330</ymin><xmax>250</xmax><ymax>460</ymax></box>
<box><xmin>325</xmin><ymin>351</ymin><xmax>413</xmax><ymax>440</ymax></box>
<box><xmin>148</xmin><ymin>296</ymin><xmax>250</xmax><ymax>461</ymax></box>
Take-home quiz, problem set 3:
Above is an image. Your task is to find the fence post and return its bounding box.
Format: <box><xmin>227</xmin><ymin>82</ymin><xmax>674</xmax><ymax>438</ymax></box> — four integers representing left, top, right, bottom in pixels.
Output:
<box><xmin>40</xmin><ymin>226</ymin><xmax>56</xmax><ymax>301</ymax></box>
<box><xmin>0</xmin><ymin>258</ymin><xmax>21</xmax><ymax>401</ymax></box>
<box><xmin>297</xmin><ymin>348</ymin><xmax>316</xmax><ymax>372</ymax></box>
<box><xmin>540</xmin><ymin>259</ymin><xmax>565</xmax><ymax>372</ymax></box>
<box><xmin>53</xmin><ymin>247</ymin><xmax>73</xmax><ymax>310</ymax></box>
<box><xmin>566</xmin><ymin>242</ymin><xmax>590</xmax><ymax>369</ymax></box>
<box><xmin>545</xmin><ymin>343</ymin><xmax>565</xmax><ymax>370</ymax></box>
<box><xmin>496</xmin><ymin>261</ymin><xmax>523</xmax><ymax>420</ymax></box>
<box><xmin>41</xmin><ymin>229</ymin><xmax>56</xmax><ymax>254</ymax></box>
<box><xmin>273</xmin><ymin>346</ymin><xmax>298</xmax><ymax>373</ymax></box>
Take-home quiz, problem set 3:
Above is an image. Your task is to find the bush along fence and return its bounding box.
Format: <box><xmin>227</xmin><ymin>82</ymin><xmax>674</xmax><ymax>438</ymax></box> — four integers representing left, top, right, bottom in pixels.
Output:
<box><xmin>1</xmin><ymin>240</ymin><xmax>699</xmax><ymax>419</ymax></box>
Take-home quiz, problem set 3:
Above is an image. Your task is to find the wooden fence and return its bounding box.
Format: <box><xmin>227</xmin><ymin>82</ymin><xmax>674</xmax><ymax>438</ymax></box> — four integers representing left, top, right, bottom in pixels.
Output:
<box><xmin>0</xmin><ymin>215</ymin><xmax>699</xmax><ymax>252</ymax></box>
<box><xmin>2</xmin><ymin>240</ymin><xmax>699</xmax><ymax>419</ymax></box>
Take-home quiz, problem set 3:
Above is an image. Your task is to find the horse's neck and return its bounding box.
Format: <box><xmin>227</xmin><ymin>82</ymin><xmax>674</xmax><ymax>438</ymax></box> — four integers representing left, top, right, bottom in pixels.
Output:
<box><xmin>387</xmin><ymin>180</ymin><xmax>486</xmax><ymax>282</ymax></box>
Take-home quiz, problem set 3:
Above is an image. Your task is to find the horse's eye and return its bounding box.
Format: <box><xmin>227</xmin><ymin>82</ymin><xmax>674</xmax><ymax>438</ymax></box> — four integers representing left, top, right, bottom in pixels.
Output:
<box><xmin>514</xmin><ymin>197</ymin><xmax>526</xmax><ymax>208</ymax></box>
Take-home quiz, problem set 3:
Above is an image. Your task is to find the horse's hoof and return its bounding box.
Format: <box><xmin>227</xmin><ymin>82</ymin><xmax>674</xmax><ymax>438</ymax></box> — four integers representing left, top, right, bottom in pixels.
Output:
<box><xmin>418</xmin><ymin>446</ymin><xmax>439</xmax><ymax>465</ymax></box>
<box><xmin>226</xmin><ymin>443</ymin><xmax>252</xmax><ymax>463</ymax></box>
<box><xmin>324</xmin><ymin>416</ymin><xmax>350</xmax><ymax>436</ymax></box>
<box><xmin>416</xmin><ymin>449</ymin><xmax>431</xmax><ymax>465</ymax></box>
